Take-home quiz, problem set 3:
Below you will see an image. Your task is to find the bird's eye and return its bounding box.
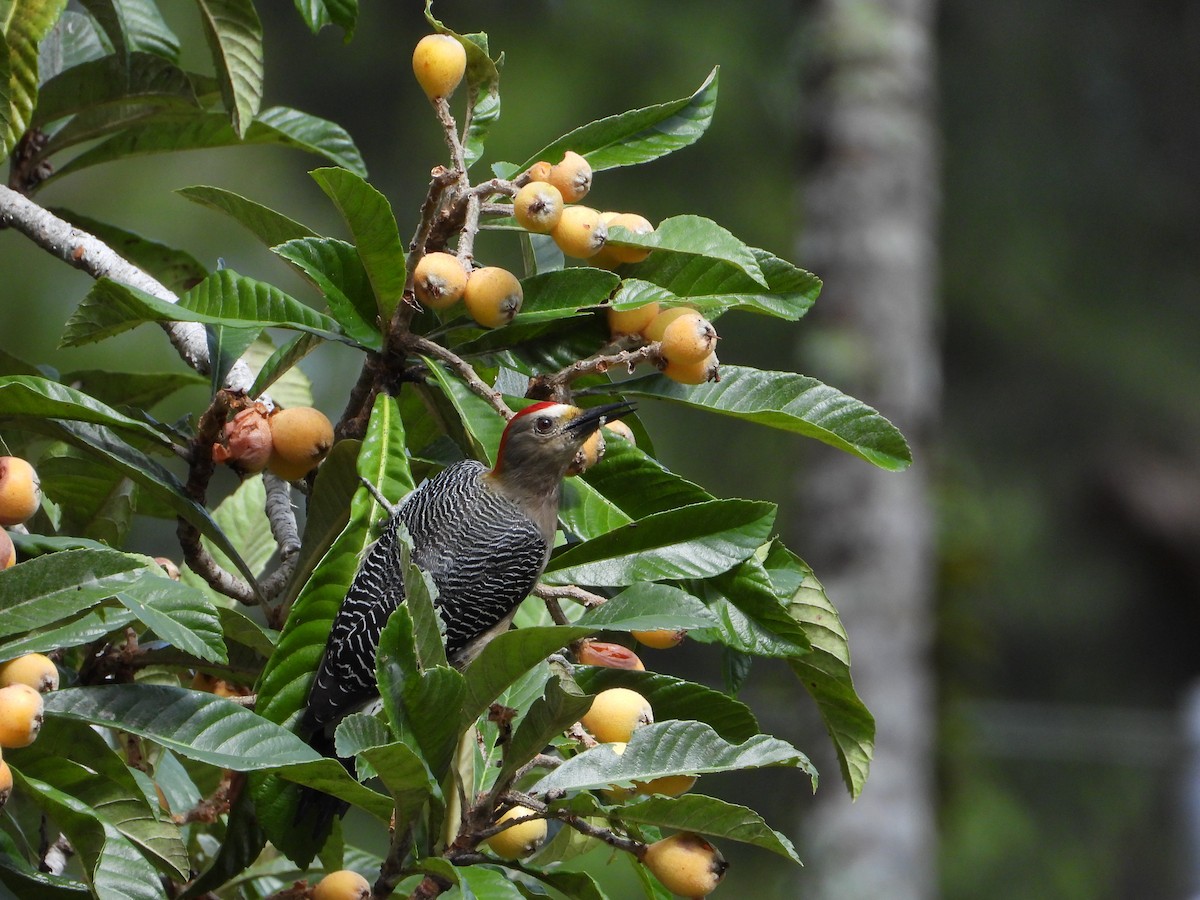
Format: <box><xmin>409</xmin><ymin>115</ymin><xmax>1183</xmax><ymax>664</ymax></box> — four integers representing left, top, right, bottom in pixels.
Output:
<box><xmin>535</xmin><ymin>416</ymin><xmax>554</xmax><ymax>434</ymax></box>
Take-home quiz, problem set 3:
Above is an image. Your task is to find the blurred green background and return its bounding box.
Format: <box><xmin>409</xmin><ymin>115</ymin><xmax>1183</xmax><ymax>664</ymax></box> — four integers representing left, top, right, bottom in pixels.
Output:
<box><xmin>3</xmin><ymin>1</ymin><xmax>1197</xmax><ymax>897</ymax></box>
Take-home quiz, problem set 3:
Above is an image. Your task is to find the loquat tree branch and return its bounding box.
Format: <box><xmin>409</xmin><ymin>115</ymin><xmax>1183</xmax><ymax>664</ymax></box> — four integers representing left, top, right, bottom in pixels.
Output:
<box><xmin>0</xmin><ymin>185</ymin><xmax>254</xmax><ymax>392</ymax></box>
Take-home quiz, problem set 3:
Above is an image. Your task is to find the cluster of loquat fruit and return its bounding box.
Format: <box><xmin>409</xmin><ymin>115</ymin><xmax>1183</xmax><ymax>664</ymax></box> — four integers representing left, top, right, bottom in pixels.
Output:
<box><xmin>0</xmin><ymin>652</ymin><xmax>61</xmax><ymax>813</ymax></box>
<box><xmin>211</xmin><ymin>403</ymin><xmax>335</xmax><ymax>481</ymax></box>
<box><xmin>412</xmin><ymin>32</ymin><xmax>728</xmax><ymax>896</ymax></box>
<box><xmin>0</xmin><ymin>455</ymin><xmax>40</xmax><ymax>572</ymax></box>
<box><xmin>410</xmin><ymin>33</ymin><xmax>721</xmax><ymax>396</ymax></box>
<box><xmin>479</xmin><ymin>628</ymin><xmax>727</xmax><ymax>898</ymax></box>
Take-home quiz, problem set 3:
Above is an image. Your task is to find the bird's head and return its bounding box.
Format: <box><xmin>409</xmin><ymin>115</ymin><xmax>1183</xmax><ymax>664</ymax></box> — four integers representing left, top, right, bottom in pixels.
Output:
<box><xmin>491</xmin><ymin>400</ymin><xmax>637</xmax><ymax>490</ymax></box>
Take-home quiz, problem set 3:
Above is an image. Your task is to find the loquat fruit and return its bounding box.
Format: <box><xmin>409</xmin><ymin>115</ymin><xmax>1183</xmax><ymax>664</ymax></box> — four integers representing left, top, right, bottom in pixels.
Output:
<box><xmin>551</xmin><ymin>206</ymin><xmax>608</xmax><ymax>259</ymax></box>
<box><xmin>548</xmin><ymin>150</ymin><xmax>593</xmax><ymax>203</ymax></box>
<box><xmin>513</xmin><ymin>181</ymin><xmax>565</xmax><ymax>234</ymax></box>
<box><xmin>576</xmin><ymin>639</ymin><xmax>645</xmax><ymax>671</ymax></box>
<box><xmin>211</xmin><ymin>407</ymin><xmax>273</xmax><ymax>475</ymax></box>
<box><xmin>0</xmin><ymin>528</ymin><xmax>14</xmax><ymax>570</ymax></box>
<box><xmin>569</xmin><ymin>429</ymin><xmax>604</xmax><ymax>477</ymax></box>
<box><xmin>642</xmin><ymin>832</ymin><xmax>729</xmax><ymax>898</ymax></box>
<box><xmin>659</xmin><ymin>312</ymin><xmax>718</xmax><ymax>365</ymax></box>
<box><xmin>0</xmin><ymin>683</ymin><xmax>44</xmax><ymax>748</ymax></box>
<box><xmin>0</xmin><ymin>654</ymin><xmax>59</xmax><ymax>693</ymax></box>
<box><xmin>661</xmin><ymin>352</ymin><xmax>719</xmax><ymax>386</ymax></box>
<box><xmin>525</xmin><ymin>160</ymin><xmax>553</xmax><ymax>183</ymax></box>
<box><xmin>0</xmin><ymin>456</ymin><xmax>41</xmax><ymax>527</ymax></box>
<box><xmin>463</xmin><ymin>266</ymin><xmax>523</xmax><ymax>328</ymax></box>
<box><xmin>267</xmin><ymin>407</ymin><xmax>335</xmax><ymax>481</ymax></box>
<box><xmin>312</xmin><ymin>869</ymin><xmax>371</xmax><ymax>900</ymax></box>
<box><xmin>603</xmin><ymin>419</ymin><xmax>636</xmax><ymax>445</ymax></box>
<box><xmin>605</xmin><ymin>742</ymin><xmax>696</xmax><ymax>798</ymax></box>
<box><xmin>580</xmin><ymin>687</ymin><xmax>653</xmax><ymax>744</ymax></box>
<box><xmin>606</xmin><ymin>212</ymin><xmax>655</xmax><ymax>264</ymax></box>
<box><xmin>413</xmin><ymin>252</ymin><xmax>469</xmax><ymax>310</ymax></box>
<box><xmin>643</xmin><ymin>306</ymin><xmax>699</xmax><ymax>343</ymax></box>
<box><xmin>607</xmin><ymin>302</ymin><xmax>660</xmax><ymax>339</ymax></box>
<box><xmin>631</xmin><ymin>629</ymin><xmax>687</xmax><ymax>650</ymax></box>
<box><xmin>484</xmin><ymin>805</ymin><xmax>547</xmax><ymax>860</ymax></box>
<box><xmin>412</xmin><ymin>34</ymin><xmax>466</xmax><ymax>100</ymax></box>
<box><xmin>0</xmin><ymin>756</ymin><xmax>11</xmax><ymax>811</ymax></box>
<box><xmin>154</xmin><ymin>557</ymin><xmax>181</xmax><ymax>580</ymax></box>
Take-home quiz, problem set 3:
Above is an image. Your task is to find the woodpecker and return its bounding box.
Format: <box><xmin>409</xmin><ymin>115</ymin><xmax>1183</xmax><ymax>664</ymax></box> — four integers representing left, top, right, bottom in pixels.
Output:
<box><xmin>295</xmin><ymin>399</ymin><xmax>635</xmax><ymax>828</ymax></box>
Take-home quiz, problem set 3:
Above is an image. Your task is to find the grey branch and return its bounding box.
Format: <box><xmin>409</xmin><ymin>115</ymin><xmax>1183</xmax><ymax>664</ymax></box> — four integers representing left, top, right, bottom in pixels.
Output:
<box><xmin>0</xmin><ymin>185</ymin><xmax>254</xmax><ymax>391</ymax></box>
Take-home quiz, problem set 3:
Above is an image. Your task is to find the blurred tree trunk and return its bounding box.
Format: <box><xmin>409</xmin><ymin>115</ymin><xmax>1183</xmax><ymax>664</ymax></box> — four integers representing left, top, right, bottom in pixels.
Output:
<box><xmin>794</xmin><ymin>1</ymin><xmax>941</xmax><ymax>898</ymax></box>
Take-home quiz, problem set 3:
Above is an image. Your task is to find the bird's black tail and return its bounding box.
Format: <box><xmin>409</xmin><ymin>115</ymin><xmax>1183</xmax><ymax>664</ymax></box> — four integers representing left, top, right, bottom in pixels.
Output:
<box><xmin>294</xmin><ymin>722</ymin><xmax>353</xmax><ymax>840</ymax></box>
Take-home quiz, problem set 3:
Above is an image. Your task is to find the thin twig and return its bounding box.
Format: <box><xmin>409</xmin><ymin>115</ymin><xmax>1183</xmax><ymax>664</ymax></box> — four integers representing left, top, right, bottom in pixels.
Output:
<box><xmin>406</xmin><ymin>335</ymin><xmax>513</xmax><ymax>421</ymax></box>
<box><xmin>259</xmin><ymin>473</ymin><xmax>301</xmax><ymax>605</ymax></box>
<box><xmin>528</xmin><ymin>344</ymin><xmax>662</xmax><ymax>402</ymax></box>
<box><xmin>535</xmin><ymin>584</ymin><xmax>608</xmax><ymax>609</ymax></box>
<box><xmin>455</xmin><ymin>193</ymin><xmax>482</xmax><ymax>267</ymax></box>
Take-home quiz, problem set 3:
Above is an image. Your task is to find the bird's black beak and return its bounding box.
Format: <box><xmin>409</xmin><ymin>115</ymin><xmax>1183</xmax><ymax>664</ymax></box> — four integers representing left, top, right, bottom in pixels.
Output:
<box><xmin>568</xmin><ymin>400</ymin><xmax>637</xmax><ymax>437</ymax></box>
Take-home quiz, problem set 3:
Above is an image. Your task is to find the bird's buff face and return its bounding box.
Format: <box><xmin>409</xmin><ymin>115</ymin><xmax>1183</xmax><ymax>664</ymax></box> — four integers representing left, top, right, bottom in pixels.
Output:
<box><xmin>493</xmin><ymin>401</ymin><xmax>636</xmax><ymax>484</ymax></box>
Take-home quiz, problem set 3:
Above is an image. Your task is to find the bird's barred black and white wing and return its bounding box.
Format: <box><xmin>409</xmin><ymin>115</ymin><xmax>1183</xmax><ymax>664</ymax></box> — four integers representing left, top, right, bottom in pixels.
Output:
<box><xmin>400</xmin><ymin>460</ymin><xmax>549</xmax><ymax>663</ymax></box>
<box><xmin>298</xmin><ymin>520</ymin><xmax>407</xmax><ymax>736</ymax></box>
<box><xmin>300</xmin><ymin>459</ymin><xmax>548</xmax><ymax>736</ymax></box>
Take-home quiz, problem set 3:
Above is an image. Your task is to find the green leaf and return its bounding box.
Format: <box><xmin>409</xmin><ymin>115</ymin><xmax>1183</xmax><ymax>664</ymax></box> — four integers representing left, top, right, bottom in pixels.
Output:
<box><xmin>78</xmin><ymin>0</ymin><xmax>180</xmax><ymax>62</ymax></box>
<box><xmin>543</xmin><ymin>499</ymin><xmax>777</xmax><ymax>587</ymax></box>
<box><xmin>333</xmin><ymin>712</ymin><xmax>390</xmax><ymax>757</ymax></box>
<box><xmin>0</xmin><ymin>0</ymin><xmax>68</xmax><ymax>156</ymax></box>
<box><xmin>689</xmin><ymin>557</ymin><xmax>812</xmax><ymax>658</ymax></box>
<box><xmin>0</xmin><ymin>601</ymin><xmax>137</xmax><ymax>661</ymax></box>
<box><xmin>62</xmin><ymin>274</ymin><xmax>354</xmax><ymax>348</ymax></box>
<box><xmin>498</xmin><ymin>673</ymin><xmax>591</xmax><ymax>784</ymax></box>
<box><xmin>194</xmin><ymin>0</ymin><xmax>263</xmax><ymax>137</ymax></box>
<box><xmin>34</xmin><ymin>52</ymin><xmax>200</xmax><ymax>125</ymax></box>
<box><xmin>176</xmin><ymin>184</ymin><xmax>317</xmax><ymax>247</ymax></box>
<box><xmin>15</xmin><ymin>419</ymin><xmax>258</xmax><ymax>587</ymax></box>
<box><xmin>37</xmin><ymin>455</ymin><xmax>136</xmax><ymax>546</ymax></box>
<box><xmin>499</xmin><ymin>268</ymin><xmax>620</xmax><ymax>328</ymax></box>
<box><xmin>606</xmin><ymin>215</ymin><xmax>765</xmax><ymax>286</ymax></box>
<box><xmin>116</xmin><ymin>580</ymin><xmax>227</xmax><ymax>663</ymax></box>
<box><xmin>241</xmin><ymin>333</ymin><xmax>315</xmax><ymax>407</ymax></box>
<box><xmin>0</xmin><ymin>375</ymin><xmax>173</xmax><ymax>448</ymax></box>
<box><xmin>579</xmin><ymin>439</ymin><xmax>711</xmax><ymax>520</ymax></box>
<box><xmin>46</xmin><ymin>106</ymin><xmax>365</xmax><ymax>182</ymax></box>
<box><xmin>43</xmin><ymin>684</ymin><xmax>318</xmax><ymax>769</ymax></box>
<box><xmin>618</xmin><ymin>247</ymin><xmax>821</xmax><ymax>321</ymax></box>
<box><xmin>358</xmin><ymin>741</ymin><xmax>432</xmax><ymax>833</ymax></box>
<box><xmin>614</xmin><ymin>794</ymin><xmax>800</xmax><ymax>864</ymax></box>
<box><xmin>206</xmin><ymin>322</ymin><xmax>261</xmax><ymax>393</ymax></box>
<box><xmin>310</xmin><ymin>167</ymin><xmax>407</xmax><ymax>321</ymax></box>
<box><xmin>573</xmin><ymin>668</ymin><xmax>759</xmax><ymax>743</ymax></box>
<box><xmin>421</xmin><ymin>357</ymin><xmax>507</xmax><ymax>465</ymax></box>
<box><xmin>518</xmin><ymin>67</ymin><xmax>717</xmax><ymax>172</ymax></box>
<box><xmin>273</xmin><ymin>236</ymin><xmax>383</xmax><ymax>349</ymax></box>
<box><xmin>12</xmin><ymin>717</ymin><xmax>189</xmax><ymax>879</ymax></box>
<box><xmin>11</xmin><ymin>769</ymin><xmax>167</xmax><ymax>899</ymax></box>
<box><xmin>0</xmin><ymin>549</ymin><xmax>150</xmax><ymax>638</ymax></box>
<box><xmin>573</xmin><ymin>583</ymin><xmax>718</xmax><ymax>632</ymax></box>
<box><xmin>535</xmin><ymin>720</ymin><xmax>815</xmax><ymax>793</ymax></box>
<box><xmin>59</xmin><ymin>368</ymin><xmax>207</xmax><ymax>410</ymax></box>
<box><xmin>275</xmin><ymin>438</ymin><xmax>359</xmax><ymax>610</ymax></box>
<box><xmin>765</xmin><ymin>543</ymin><xmax>874</xmax><ymax>799</ymax></box>
<box><xmin>292</xmin><ymin>0</ymin><xmax>357</xmax><ymax>38</ymax></box>
<box><xmin>376</xmin><ymin>606</ymin><xmax>450</xmax><ymax>771</ymax></box>
<box><xmin>460</xmin><ymin>625</ymin><xmax>593</xmax><ymax>728</ymax></box>
<box><xmin>621</xmin><ymin>365</ymin><xmax>913</xmax><ymax>471</ymax></box>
